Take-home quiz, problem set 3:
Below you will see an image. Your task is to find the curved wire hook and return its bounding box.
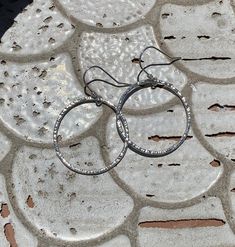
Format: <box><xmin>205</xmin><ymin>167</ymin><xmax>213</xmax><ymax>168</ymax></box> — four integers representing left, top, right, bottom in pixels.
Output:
<box><xmin>137</xmin><ymin>46</ymin><xmax>181</xmax><ymax>82</ymax></box>
<box><xmin>83</xmin><ymin>65</ymin><xmax>131</xmax><ymax>98</ymax></box>
<box><xmin>84</xmin><ymin>78</ymin><xmax>131</xmax><ymax>98</ymax></box>
<box><xmin>137</xmin><ymin>57</ymin><xmax>181</xmax><ymax>82</ymax></box>
<box><xmin>82</xmin><ymin>46</ymin><xmax>182</xmax><ymax>98</ymax></box>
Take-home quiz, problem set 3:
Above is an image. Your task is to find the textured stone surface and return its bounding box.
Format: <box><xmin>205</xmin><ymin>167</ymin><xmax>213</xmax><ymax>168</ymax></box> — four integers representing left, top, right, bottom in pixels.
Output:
<box><xmin>97</xmin><ymin>235</ymin><xmax>131</xmax><ymax>247</ymax></box>
<box><xmin>139</xmin><ymin>197</ymin><xmax>235</xmax><ymax>247</ymax></box>
<box><xmin>192</xmin><ymin>83</ymin><xmax>235</xmax><ymax>161</ymax></box>
<box><xmin>51</xmin><ymin>235</ymin><xmax>131</xmax><ymax>247</ymax></box>
<box><xmin>0</xmin><ymin>0</ymin><xmax>235</xmax><ymax>246</ymax></box>
<box><xmin>0</xmin><ymin>54</ymin><xmax>101</xmax><ymax>143</ymax></box>
<box><xmin>79</xmin><ymin>26</ymin><xmax>187</xmax><ymax>110</ymax></box>
<box><xmin>229</xmin><ymin>171</ymin><xmax>235</xmax><ymax>217</ymax></box>
<box><xmin>0</xmin><ymin>0</ymin><xmax>74</xmax><ymax>55</ymax></box>
<box><xmin>0</xmin><ymin>175</ymin><xmax>38</xmax><ymax>247</ymax></box>
<box><xmin>12</xmin><ymin>144</ymin><xmax>133</xmax><ymax>241</ymax></box>
<box><xmin>0</xmin><ymin>132</ymin><xmax>11</xmax><ymax>162</ymax></box>
<box><xmin>160</xmin><ymin>0</ymin><xmax>235</xmax><ymax>79</ymax></box>
<box><xmin>57</xmin><ymin>0</ymin><xmax>155</xmax><ymax>27</ymax></box>
<box><xmin>106</xmin><ymin>105</ymin><xmax>222</xmax><ymax>202</ymax></box>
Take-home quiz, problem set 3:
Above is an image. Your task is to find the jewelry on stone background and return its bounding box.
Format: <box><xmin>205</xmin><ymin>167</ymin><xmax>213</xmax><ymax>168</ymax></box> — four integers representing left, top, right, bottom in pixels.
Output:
<box><xmin>116</xmin><ymin>46</ymin><xmax>191</xmax><ymax>157</ymax></box>
<box><xmin>53</xmin><ymin>97</ymin><xmax>129</xmax><ymax>175</ymax></box>
<box><xmin>53</xmin><ymin>46</ymin><xmax>191</xmax><ymax>175</ymax></box>
<box><xmin>116</xmin><ymin>78</ymin><xmax>191</xmax><ymax>157</ymax></box>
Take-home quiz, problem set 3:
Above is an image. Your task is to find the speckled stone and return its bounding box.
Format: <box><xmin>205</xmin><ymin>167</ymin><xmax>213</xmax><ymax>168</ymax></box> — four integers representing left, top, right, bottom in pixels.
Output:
<box><xmin>138</xmin><ymin>197</ymin><xmax>235</xmax><ymax>247</ymax></box>
<box><xmin>0</xmin><ymin>54</ymin><xmax>102</xmax><ymax>144</ymax></box>
<box><xmin>11</xmin><ymin>142</ymin><xmax>134</xmax><ymax>241</ymax></box>
<box><xmin>0</xmin><ymin>132</ymin><xmax>11</xmax><ymax>162</ymax></box>
<box><xmin>192</xmin><ymin>83</ymin><xmax>235</xmax><ymax>161</ymax></box>
<box><xmin>79</xmin><ymin>26</ymin><xmax>187</xmax><ymax>110</ymax></box>
<box><xmin>159</xmin><ymin>0</ymin><xmax>235</xmax><ymax>79</ymax></box>
<box><xmin>0</xmin><ymin>0</ymin><xmax>235</xmax><ymax>246</ymax></box>
<box><xmin>96</xmin><ymin>235</ymin><xmax>131</xmax><ymax>247</ymax></box>
<box><xmin>106</xmin><ymin>105</ymin><xmax>222</xmax><ymax>202</ymax></box>
<box><xmin>57</xmin><ymin>0</ymin><xmax>155</xmax><ymax>27</ymax></box>
<box><xmin>229</xmin><ymin>171</ymin><xmax>235</xmax><ymax>217</ymax></box>
<box><xmin>0</xmin><ymin>174</ymin><xmax>38</xmax><ymax>247</ymax></box>
<box><xmin>0</xmin><ymin>0</ymin><xmax>74</xmax><ymax>55</ymax></box>
<box><xmin>50</xmin><ymin>236</ymin><xmax>131</xmax><ymax>247</ymax></box>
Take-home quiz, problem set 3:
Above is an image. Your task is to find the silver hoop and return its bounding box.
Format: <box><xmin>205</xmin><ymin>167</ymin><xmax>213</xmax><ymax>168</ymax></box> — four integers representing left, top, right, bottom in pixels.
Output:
<box><xmin>116</xmin><ymin>78</ymin><xmax>191</xmax><ymax>158</ymax></box>
<box><xmin>53</xmin><ymin>97</ymin><xmax>129</xmax><ymax>175</ymax></box>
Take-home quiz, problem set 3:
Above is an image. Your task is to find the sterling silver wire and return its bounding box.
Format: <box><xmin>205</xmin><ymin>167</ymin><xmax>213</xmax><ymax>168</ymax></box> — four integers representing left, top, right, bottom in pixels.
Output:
<box><xmin>53</xmin><ymin>97</ymin><xmax>129</xmax><ymax>175</ymax></box>
<box><xmin>53</xmin><ymin>46</ymin><xmax>191</xmax><ymax>175</ymax></box>
<box><xmin>116</xmin><ymin>78</ymin><xmax>191</xmax><ymax>157</ymax></box>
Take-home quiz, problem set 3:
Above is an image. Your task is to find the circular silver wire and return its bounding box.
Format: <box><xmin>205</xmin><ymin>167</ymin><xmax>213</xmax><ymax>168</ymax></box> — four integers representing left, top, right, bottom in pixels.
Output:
<box><xmin>53</xmin><ymin>97</ymin><xmax>129</xmax><ymax>175</ymax></box>
<box><xmin>116</xmin><ymin>78</ymin><xmax>191</xmax><ymax>158</ymax></box>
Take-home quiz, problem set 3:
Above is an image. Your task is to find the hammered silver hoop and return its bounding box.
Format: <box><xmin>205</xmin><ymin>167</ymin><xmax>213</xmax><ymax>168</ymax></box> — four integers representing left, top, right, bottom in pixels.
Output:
<box><xmin>116</xmin><ymin>78</ymin><xmax>191</xmax><ymax>158</ymax></box>
<box><xmin>53</xmin><ymin>97</ymin><xmax>129</xmax><ymax>175</ymax></box>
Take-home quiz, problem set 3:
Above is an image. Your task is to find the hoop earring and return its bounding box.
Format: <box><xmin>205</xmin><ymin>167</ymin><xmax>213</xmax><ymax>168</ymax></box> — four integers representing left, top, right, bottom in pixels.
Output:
<box><xmin>54</xmin><ymin>46</ymin><xmax>191</xmax><ymax>175</ymax></box>
<box><xmin>53</xmin><ymin>97</ymin><xmax>129</xmax><ymax>175</ymax></box>
<box><xmin>115</xmin><ymin>78</ymin><xmax>191</xmax><ymax>158</ymax></box>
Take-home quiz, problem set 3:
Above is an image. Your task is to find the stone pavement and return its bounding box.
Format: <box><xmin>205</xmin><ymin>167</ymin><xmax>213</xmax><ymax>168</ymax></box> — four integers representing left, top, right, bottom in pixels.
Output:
<box><xmin>0</xmin><ymin>0</ymin><xmax>235</xmax><ymax>246</ymax></box>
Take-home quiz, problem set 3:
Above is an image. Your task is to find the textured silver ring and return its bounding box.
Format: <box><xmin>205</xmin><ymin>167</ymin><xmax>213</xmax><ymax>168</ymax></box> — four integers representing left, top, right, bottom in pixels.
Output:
<box><xmin>53</xmin><ymin>97</ymin><xmax>129</xmax><ymax>175</ymax></box>
<box><xmin>116</xmin><ymin>78</ymin><xmax>191</xmax><ymax>158</ymax></box>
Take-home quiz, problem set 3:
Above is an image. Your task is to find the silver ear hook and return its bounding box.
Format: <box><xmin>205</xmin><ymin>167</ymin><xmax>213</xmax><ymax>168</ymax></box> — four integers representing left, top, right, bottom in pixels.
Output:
<box><xmin>83</xmin><ymin>65</ymin><xmax>131</xmax><ymax>100</ymax></box>
<box><xmin>137</xmin><ymin>46</ymin><xmax>182</xmax><ymax>82</ymax></box>
<box><xmin>54</xmin><ymin>46</ymin><xmax>191</xmax><ymax>175</ymax></box>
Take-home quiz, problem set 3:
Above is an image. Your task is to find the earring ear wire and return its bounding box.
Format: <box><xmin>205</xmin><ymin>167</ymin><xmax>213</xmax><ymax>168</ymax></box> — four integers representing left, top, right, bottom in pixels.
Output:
<box><xmin>137</xmin><ymin>46</ymin><xmax>182</xmax><ymax>82</ymax></box>
<box><xmin>83</xmin><ymin>65</ymin><xmax>131</xmax><ymax>100</ymax></box>
<box><xmin>53</xmin><ymin>46</ymin><xmax>191</xmax><ymax>175</ymax></box>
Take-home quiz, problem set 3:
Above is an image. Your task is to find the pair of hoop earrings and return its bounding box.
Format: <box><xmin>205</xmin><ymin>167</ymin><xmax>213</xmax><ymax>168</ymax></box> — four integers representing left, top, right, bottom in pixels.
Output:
<box><xmin>53</xmin><ymin>46</ymin><xmax>191</xmax><ymax>175</ymax></box>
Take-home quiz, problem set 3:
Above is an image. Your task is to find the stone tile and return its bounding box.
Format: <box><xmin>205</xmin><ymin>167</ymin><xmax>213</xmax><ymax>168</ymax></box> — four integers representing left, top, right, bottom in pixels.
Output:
<box><xmin>50</xmin><ymin>236</ymin><xmax>131</xmax><ymax>247</ymax></box>
<box><xmin>57</xmin><ymin>0</ymin><xmax>155</xmax><ymax>28</ymax></box>
<box><xmin>160</xmin><ymin>0</ymin><xmax>235</xmax><ymax>79</ymax></box>
<box><xmin>229</xmin><ymin>171</ymin><xmax>235</xmax><ymax>216</ymax></box>
<box><xmin>11</xmin><ymin>142</ymin><xmax>133</xmax><ymax>241</ymax></box>
<box><xmin>192</xmin><ymin>83</ymin><xmax>235</xmax><ymax>161</ymax></box>
<box><xmin>0</xmin><ymin>224</ymin><xmax>8</xmax><ymax>247</ymax></box>
<box><xmin>0</xmin><ymin>0</ymin><xmax>74</xmax><ymax>55</ymax></box>
<box><xmin>0</xmin><ymin>0</ymin><xmax>234</xmax><ymax>245</ymax></box>
<box><xmin>0</xmin><ymin>132</ymin><xmax>11</xmax><ymax>162</ymax></box>
<box><xmin>50</xmin><ymin>235</ymin><xmax>131</xmax><ymax>247</ymax></box>
<box><xmin>0</xmin><ymin>54</ymin><xmax>102</xmax><ymax>143</ymax></box>
<box><xmin>106</xmin><ymin>105</ymin><xmax>222</xmax><ymax>202</ymax></box>
<box><xmin>0</xmin><ymin>174</ymin><xmax>38</xmax><ymax>247</ymax></box>
<box><xmin>96</xmin><ymin>235</ymin><xmax>131</xmax><ymax>247</ymax></box>
<box><xmin>79</xmin><ymin>26</ymin><xmax>187</xmax><ymax>110</ymax></box>
<box><xmin>138</xmin><ymin>197</ymin><xmax>235</xmax><ymax>247</ymax></box>
<box><xmin>232</xmin><ymin>0</ymin><xmax>235</xmax><ymax>12</ymax></box>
